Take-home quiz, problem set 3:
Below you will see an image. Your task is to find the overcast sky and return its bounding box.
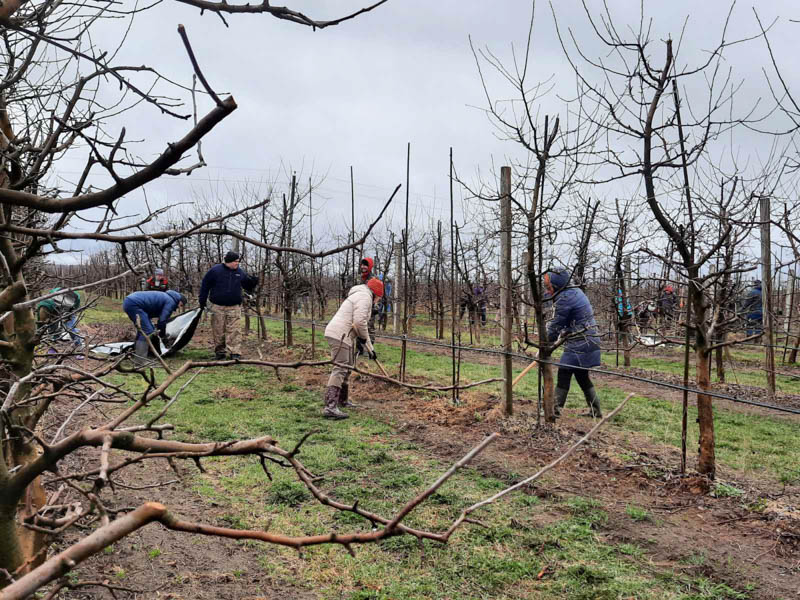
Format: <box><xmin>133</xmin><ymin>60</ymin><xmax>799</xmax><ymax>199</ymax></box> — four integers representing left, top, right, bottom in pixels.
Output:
<box><xmin>48</xmin><ymin>0</ymin><xmax>800</xmax><ymax>263</ymax></box>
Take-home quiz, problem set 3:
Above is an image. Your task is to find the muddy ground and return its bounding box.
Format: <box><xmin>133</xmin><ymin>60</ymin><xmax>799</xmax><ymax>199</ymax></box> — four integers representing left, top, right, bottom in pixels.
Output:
<box><xmin>56</xmin><ymin>327</ymin><xmax>800</xmax><ymax>599</ymax></box>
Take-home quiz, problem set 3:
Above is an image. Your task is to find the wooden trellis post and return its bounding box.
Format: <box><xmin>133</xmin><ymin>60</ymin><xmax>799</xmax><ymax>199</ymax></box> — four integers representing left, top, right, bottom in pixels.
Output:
<box><xmin>500</xmin><ymin>166</ymin><xmax>513</xmax><ymax>416</ymax></box>
<box><xmin>761</xmin><ymin>195</ymin><xmax>776</xmax><ymax>400</ymax></box>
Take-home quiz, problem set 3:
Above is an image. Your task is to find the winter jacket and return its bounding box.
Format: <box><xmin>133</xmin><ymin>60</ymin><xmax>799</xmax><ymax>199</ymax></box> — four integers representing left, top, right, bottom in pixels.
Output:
<box><xmin>657</xmin><ymin>290</ymin><xmax>676</xmax><ymax>315</ymax></box>
<box><xmin>199</xmin><ymin>264</ymin><xmax>258</xmax><ymax>307</ymax></box>
<box><xmin>325</xmin><ymin>284</ymin><xmax>375</xmax><ymax>347</ymax></box>
<box><xmin>361</xmin><ymin>257</ymin><xmax>374</xmax><ymax>282</ymax></box>
<box><xmin>146</xmin><ymin>275</ymin><xmax>169</xmax><ymax>291</ymax></box>
<box><xmin>36</xmin><ymin>288</ymin><xmax>80</xmax><ymax>321</ymax></box>
<box><xmin>741</xmin><ymin>285</ymin><xmax>763</xmax><ymax>319</ymax></box>
<box><xmin>122</xmin><ymin>290</ymin><xmax>184</xmax><ymax>335</ymax></box>
<box><xmin>546</xmin><ymin>270</ymin><xmax>601</xmax><ymax>369</ymax></box>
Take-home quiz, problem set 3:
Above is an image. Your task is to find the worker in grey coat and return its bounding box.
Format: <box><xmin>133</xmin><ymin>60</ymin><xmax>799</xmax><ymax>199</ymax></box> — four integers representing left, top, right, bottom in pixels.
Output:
<box><xmin>545</xmin><ymin>268</ymin><xmax>603</xmax><ymax>418</ymax></box>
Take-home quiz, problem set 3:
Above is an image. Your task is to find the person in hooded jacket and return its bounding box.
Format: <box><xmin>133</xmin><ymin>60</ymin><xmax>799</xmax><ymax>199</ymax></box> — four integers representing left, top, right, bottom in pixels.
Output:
<box><xmin>359</xmin><ymin>256</ymin><xmax>380</xmax><ymax>339</ymax></box>
<box><xmin>657</xmin><ymin>285</ymin><xmax>676</xmax><ymax>325</ymax></box>
<box><xmin>545</xmin><ymin>268</ymin><xmax>603</xmax><ymax>418</ymax></box>
<box><xmin>122</xmin><ymin>290</ymin><xmax>186</xmax><ymax>365</ymax></box>
<box><xmin>146</xmin><ymin>268</ymin><xmax>169</xmax><ymax>291</ymax></box>
<box><xmin>741</xmin><ymin>280</ymin><xmax>763</xmax><ymax>336</ymax></box>
<box><xmin>322</xmin><ymin>277</ymin><xmax>384</xmax><ymax>419</ymax></box>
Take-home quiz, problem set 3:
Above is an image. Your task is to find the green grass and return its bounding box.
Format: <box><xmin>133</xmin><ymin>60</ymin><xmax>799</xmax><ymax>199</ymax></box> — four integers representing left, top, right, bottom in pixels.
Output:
<box><xmin>104</xmin><ymin>355</ymin><xmax>757</xmax><ymax>598</ymax></box>
<box><xmin>83</xmin><ymin>295</ymin><xmax>130</xmax><ymax>324</ymax></box>
<box><xmin>603</xmin><ymin>353</ymin><xmax>800</xmax><ymax>393</ymax></box>
<box><xmin>592</xmin><ymin>385</ymin><xmax>800</xmax><ymax>481</ymax></box>
<box><xmin>90</xmin><ymin>302</ymin><xmax>786</xmax><ymax>598</ymax></box>
<box><xmin>97</xmin><ymin>298</ymin><xmax>800</xmax><ymax>483</ymax></box>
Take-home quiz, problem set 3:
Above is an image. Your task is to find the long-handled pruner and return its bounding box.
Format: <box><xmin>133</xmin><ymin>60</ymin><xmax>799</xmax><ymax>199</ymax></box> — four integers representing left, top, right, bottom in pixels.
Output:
<box><xmin>512</xmin><ymin>352</ymin><xmax>540</xmax><ymax>388</ymax></box>
<box><xmin>350</xmin><ymin>325</ymin><xmax>388</xmax><ymax>377</ymax></box>
<box><xmin>373</xmin><ymin>358</ymin><xmax>390</xmax><ymax>378</ymax></box>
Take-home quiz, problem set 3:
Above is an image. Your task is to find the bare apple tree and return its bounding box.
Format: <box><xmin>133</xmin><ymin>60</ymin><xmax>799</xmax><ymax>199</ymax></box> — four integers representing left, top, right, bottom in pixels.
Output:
<box><xmin>555</xmin><ymin>1</ymin><xmax>780</xmax><ymax>477</ymax></box>
<box><xmin>0</xmin><ymin>0</ymin><xmax>415</xmax><ymax>594</ymax></box>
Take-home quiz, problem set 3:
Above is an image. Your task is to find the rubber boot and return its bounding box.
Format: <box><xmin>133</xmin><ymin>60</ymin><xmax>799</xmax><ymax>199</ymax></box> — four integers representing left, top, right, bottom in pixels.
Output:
<box><xmin>323</xmin><ymin>386</ymin><xmax>348</xmax><ymax>420</ymax></box>
<box><xmin>338</xmin><ymin>382</ymin><xmax>358</xmax><ymax>408</ymax></box>
<box><xmin>582</xmin><ymin>387</ymin><xmax>602</xmax><ymax>418</ymax></box>
<box><xmin>554</xmin><ymin>387</ymin><xmax>569</xmax><ymax>417</ymax></box>
<box><xmin>133</xmin><ymin>335</ymin><xmax>149</xmax><ymax>367</ymax></box>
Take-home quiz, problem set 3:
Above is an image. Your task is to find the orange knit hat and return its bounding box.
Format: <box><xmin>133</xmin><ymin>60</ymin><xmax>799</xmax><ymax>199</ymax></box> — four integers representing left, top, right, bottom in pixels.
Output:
<box><xmin>367</xmin><ymin>278</ymin><xmax>384</xmax><ymax>298</ymax></box>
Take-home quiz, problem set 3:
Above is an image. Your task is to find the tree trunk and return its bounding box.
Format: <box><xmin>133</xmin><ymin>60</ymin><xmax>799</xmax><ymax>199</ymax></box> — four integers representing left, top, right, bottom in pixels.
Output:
<box><xmin>696</xmin><ymin>346</ymin><xmax>716</xmax><ymax>478</ymax></box>
<box><xmin>540</xmin><ymin>358</ymin><xmax>555</xmax><ymax>422</ymax></box>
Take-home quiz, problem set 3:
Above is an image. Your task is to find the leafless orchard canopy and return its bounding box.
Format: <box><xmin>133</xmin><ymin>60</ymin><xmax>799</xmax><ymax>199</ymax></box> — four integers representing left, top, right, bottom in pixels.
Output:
<box><xmin>2</xmin><ymin>0</ymin><xmax>800</xmax><ymax>598</ymax></box>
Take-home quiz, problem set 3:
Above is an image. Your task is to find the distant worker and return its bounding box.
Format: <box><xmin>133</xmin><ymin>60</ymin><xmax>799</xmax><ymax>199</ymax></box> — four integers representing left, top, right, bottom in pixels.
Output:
<box><xmin>146</xmin><ymin>268</ymin><xmax>169</xmax><ymax>291</ymax></box>
<box><xmin>473</xmin><ymin>284</ymin><xmax>488</xmax><ymax>327</ymax></box>
<box><xmin>36</xmin><ymin>288</ymin><xmax>84</xmax><ymax>357</ymax></box>
<box><xmin>377</xmin><ymin>273</ymin><xmax>392</xmax><ymax>330</ymax></box>
<box><xmin>122</xmin><ymin>290</ymin><xmax>186</xmax><ymax>366</ymax></box>
<box><xmin>741</xmin><ymin>280</ymin><xmax>763</xmax><ymax>336</ymax></box>
<box><xmin>383</xmin><ymin>277</ymin><xmax>393</xmax><ymax>313</ymax></box>
<box><xmin>322</xmin><ymin>277</ymin><xmax>384</xmax><ymax>419</ymax></box>
<box><xmin>616</xmin><ymin>288</ymin><xmax>633</xmax><ymax>322</ymax></box>
<box><xmin>657</xmin><ymin>285</ymin><xmax>676</xmax><ymax>324</ymax></box>
<box><xmin>360</xmin><ymin>257</ymin><xmax>379</xmax><ymax>338</ymax></box>
<box><xmin>545</xmin><ymin>268</ymin><xmax>602</xmax><ymax>418</ymax></box>
<box><xmin>199</xmin><ymin>251</ymin><xmax>259</xmax><ymax>360</ymax></box>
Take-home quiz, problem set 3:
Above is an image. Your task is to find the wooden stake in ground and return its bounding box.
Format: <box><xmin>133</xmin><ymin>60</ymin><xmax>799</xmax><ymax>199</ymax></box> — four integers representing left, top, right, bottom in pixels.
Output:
<box><xmin>761</xmin><ymin>195</ymin><xmax>776</xmax><ymax>400</ymax></box>
<box><xmin>500</xmin><ymin>166</ymin><xmax>513</xmax><ymax>416</ymax></box>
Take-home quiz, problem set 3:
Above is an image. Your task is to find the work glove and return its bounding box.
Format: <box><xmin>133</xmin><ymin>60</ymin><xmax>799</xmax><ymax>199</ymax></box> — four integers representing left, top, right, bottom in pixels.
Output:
<box><xmin>368</xmin><ymin>349</ymin><xmax>377</xmax><ymax>361</ymax></box>
<box><xmin>365</xmin><ymin>339</ymin><xmax>376</xmax><ymax>361</ymax></box>
<box><xmin>355</xmin><ymin>337</ymin><xmax>367</xmax><ymax>356</ymax></box>
<box><xmin>149</xmin><ymin>331</ymin><xmax>161</xmax><ymax>347</ymax></box>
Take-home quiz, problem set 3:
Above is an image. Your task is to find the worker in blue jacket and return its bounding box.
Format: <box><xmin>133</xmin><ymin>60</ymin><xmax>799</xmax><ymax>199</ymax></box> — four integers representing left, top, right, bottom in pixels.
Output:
<box><xmin>198</xmin><ymin>251</ymin><xmax>259</xmax><ymax>359</ymax></box>
<box><xmin>740</xmin><ymin>280</ymin><xmax>763</xmax><ymax>336</ymax></box>
<box><xmin>545</xmin><ymin>268</ymin><xmax>603</xmax><ymax>418</ymax></box>
<box><xmin>122</xmin><ymin>290</ymin><xmax>186</xmax><ymax>365</ymax></box>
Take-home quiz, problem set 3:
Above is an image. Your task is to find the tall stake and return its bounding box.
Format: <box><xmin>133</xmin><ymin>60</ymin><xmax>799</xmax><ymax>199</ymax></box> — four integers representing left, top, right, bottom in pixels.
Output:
<box><xmin>674</xmin><ymin>78</ymin><xmax>701</xmax><ymax>474</ymax></box>
<box><xmin>761</xmin><ymin>195</ymin><xmax>776</xmax><ymax>400</ymax></box>
<box><xmin>350</xmin><ymin>166</ymin><xmax>355</xmax><ymax>284</ymax></box>
<box><xmin>500</xmin><ymin>167</ymin><xmax>514</xmax><ymax>416</ymax></box>
<box><xmin>393</xmin><ymin>238</ymin><xmax>401</xmax><ymax>334</ymax></box>
<box><xmin>309</xmin><ymin>177</ymin><xmax>316</xmax><ymax>359</ymax></box>
<box><xmin>681</xmin><ymin>277</ymin><xmax>692</xmax><ymax>474</ymax></box>
<box><xmin>450</xmin><ymin>147</ymin><xmax>459</xmax><ymax>404</ymax></box>
<box><xmin>400</xmin><ymin>142</ymin><xmax>411</xmax><ymax>382</ymax></box>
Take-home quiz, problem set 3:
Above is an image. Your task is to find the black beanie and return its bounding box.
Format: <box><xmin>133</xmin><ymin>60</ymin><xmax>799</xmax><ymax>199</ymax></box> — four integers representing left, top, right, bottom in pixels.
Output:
<box><xmin>224</xmin><ymin>251</ymin><xmax>240</xmax><ymax>263</ymax></box>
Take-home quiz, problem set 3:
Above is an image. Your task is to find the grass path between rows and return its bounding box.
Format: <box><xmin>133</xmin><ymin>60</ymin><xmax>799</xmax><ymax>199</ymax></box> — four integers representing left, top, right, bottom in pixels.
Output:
<box><xmin>115</xmin><ymin>359</ymin><xmax>753</xmax><ymax>600</ymax></box>
<box><xmin>84</xmin><ymin>300</ymin><xmax>800</xmax><ymax>599</ymax></box>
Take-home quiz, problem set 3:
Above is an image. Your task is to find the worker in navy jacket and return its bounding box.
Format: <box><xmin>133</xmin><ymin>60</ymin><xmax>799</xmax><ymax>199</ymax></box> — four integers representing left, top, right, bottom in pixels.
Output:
<box><xmin>740</xmin><ymin>281</ymin><xmax>763</xmax><ymax>336</ymax></box>
<box><xmin>545</xmin><ymin>268</ymin><xmax>603</xmax><ymax>418</ymax></box>
<box><xmin>198</xmin><ymin>251</ymin><xmax>259</xmax><ymax>359</ymax></box>
<box><xmin>123</xmin><ymin>290</ymin><xmax>186</xmax><ymax>365</ymax></box>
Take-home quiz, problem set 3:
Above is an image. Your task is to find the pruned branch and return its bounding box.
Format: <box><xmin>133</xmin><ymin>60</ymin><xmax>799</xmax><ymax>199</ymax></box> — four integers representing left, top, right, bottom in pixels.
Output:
<box><xmin>173</xmin><ymin>0</ymin><xmax>388</xmax><ymax>29</ymax></box>
<box><xmin>0</xmin><ymin>98</ymin><xmax>237</xmax><ymax>213</ymax></box>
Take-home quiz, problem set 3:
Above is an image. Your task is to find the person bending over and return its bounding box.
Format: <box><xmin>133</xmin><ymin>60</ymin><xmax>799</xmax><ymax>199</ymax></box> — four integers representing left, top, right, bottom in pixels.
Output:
<box><xmin>322</xmin><ymin>277</ymin><xmax>384</xmax><ymax>419</ymax></box>
<box><xmin>122</xmin><ymin>290</ymin><xmax>186</xmax><ymax>366</ymax></box>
